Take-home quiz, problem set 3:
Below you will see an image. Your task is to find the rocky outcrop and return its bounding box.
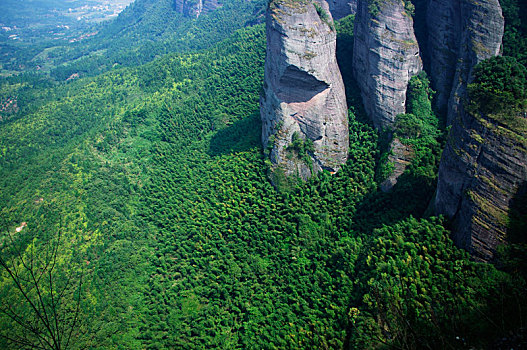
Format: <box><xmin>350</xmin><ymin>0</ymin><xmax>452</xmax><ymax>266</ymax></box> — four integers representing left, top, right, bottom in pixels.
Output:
<box><xmin>260</xmin><ymin>0</ymin><xmax>349</xmax><ymax>183</ymax></box>
<box><xmin>427</xmin><ymin>0</ymin><xmax>504</xmax><ymax>123</ymax></box>
<box><xmin>352</xmin><ymin>0</ymin><xmax>422</xmax><ymax>129</ymax></box>
<box><xmin>434</xmin><ymin>111</ymin><xmax>527</xmax><ymax>262</ymax></box>
<box><xmin>429</xmin><ymin>0</ymin><xmax>508</xmax><ymax>261</ymax></box>
<box><xmin>174</xmin><ymin>0</ymin><xmax>221</xmax><ymax>18</ymax></box>
<box><xmin>380</xmin><ymin>138</ymin><xmax>414</xmax><ymax>192</ymax></box>
<box><xmin>202</xmin><ymin>0</ymin><xmax>221</xmax><ymax>13</ymax></box>
<box><xmin>327</xmin><ymin>0</ymin><xmax>357</xmax><ymax>20</ymax></box>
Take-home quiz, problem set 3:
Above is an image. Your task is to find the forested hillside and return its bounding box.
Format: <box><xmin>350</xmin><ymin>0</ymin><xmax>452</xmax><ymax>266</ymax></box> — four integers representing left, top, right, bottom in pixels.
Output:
<box><xmin>0</xmin><ymin>0</ymin><xmax>133</xmax><ymax>75</ymax></box>
<box><xmin>0</xmin><ymin>0</ymin><xmax>526</xmax><ymax>349</ymax></box>
<box><xmin>1</xmin><ymin>0</ymin><xmax>265</xmax><ymax>78</ymax></box>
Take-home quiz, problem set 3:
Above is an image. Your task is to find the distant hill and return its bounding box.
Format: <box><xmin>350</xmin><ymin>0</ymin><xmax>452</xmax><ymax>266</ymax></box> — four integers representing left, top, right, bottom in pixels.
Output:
<box><xmin>0</xmin><ymin>0</ymin><xmax>133</xmax><ymax>75</ymax></box>
<box><xmin>0</xmin><ymin>0</ymin><xmax>265</xmax><ymax>78</ymax></box>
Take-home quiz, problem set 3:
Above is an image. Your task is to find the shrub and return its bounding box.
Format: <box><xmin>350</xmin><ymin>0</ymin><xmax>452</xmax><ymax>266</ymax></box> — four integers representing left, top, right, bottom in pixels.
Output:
<box><xmin>468</xmin><ymin>56</ymin><xmax>527</xmax><ymax>117</ymax></box>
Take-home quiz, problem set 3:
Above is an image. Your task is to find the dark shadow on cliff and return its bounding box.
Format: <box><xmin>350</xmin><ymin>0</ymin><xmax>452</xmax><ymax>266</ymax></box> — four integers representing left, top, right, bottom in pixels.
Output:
<box><xmin>411</xmin><ymin>0</ymin><xmax>431</xmax><ymax>73</ymax></box>
<box><xmin>335</xmin><ymin>15</ymin><xmax>358</xmax><ymax>107</ymax></box>
<box><xmin>508</xmin><ymin>181</ymin><xmax>527</xmax><ymax>244</ymax></box>
<box><xmin>335</xmin><ymin>14</ymin><xmax>373</xmax><ymax>128</ymax></box>
<box><xmin>276</xmin><ymin>66</ymin><xmax>330</xmax><ymax>103</ymax></box>
<box><xmin>498</xmin><ymin>181</ymin><xmax>527</xmax><ymax>275</ymax></box>
<box><xmin>208</xmin><ymin>111</ymin><xmax>261</xmax><ymax>156</ymax></box>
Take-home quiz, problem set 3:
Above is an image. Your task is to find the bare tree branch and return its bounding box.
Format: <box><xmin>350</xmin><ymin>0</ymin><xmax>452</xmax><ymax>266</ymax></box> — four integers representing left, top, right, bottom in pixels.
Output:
<box><xmin>0</xmin><ymin>222</ymin><xmax>84</xmax><ymax>350</ymax></box>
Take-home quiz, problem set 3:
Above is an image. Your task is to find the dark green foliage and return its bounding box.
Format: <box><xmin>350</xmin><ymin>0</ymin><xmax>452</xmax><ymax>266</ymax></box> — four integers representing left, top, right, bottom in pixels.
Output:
<box><xmin>286</xmin><ymin>131</ymin><xmax>315</xmax><ymax>166</ymax></box>
<box><xmin>468</xmin><ymin>56</ymin><xmax>527</xmax><ymax>119</ymax></box>
<box><xmin>500</xmin><ymin>0</ymin><xmax>527</xmax><ymax>65</ymax></box>
<box><xmin>395</xmin><ymin>113</ymin><xmax>422</xmax><ymax>139</ymax></box>
<box><xmin>0</xmin><ymin>9</ymin><xmax>526</xmax><ymax>350</ymax></box>
<box><xmin>351</xmin><ymin>217</ymin><xmax>527</xmax><ymax>349</ymax></box>
<box><xmin>498</xmin><ymin>184</ymin><xmax>527</xmax><ymax>280</ymax></box>
<box><xmin>368</xmin><ymin>0</ymin><xmax>382</xmax><ymax>17</ymax></box>
<box><xmin>396</xmin><ymin>72</ymin><xmax>439</xmax><ymax>141</ymax></box>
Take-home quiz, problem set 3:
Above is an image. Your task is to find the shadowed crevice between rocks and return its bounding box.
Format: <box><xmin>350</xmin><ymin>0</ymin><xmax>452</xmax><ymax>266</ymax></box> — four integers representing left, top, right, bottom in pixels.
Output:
<box><xmin>507</xmin><ymin>181</ymin><xmax>527</xmax><ymax>244</ymax></box>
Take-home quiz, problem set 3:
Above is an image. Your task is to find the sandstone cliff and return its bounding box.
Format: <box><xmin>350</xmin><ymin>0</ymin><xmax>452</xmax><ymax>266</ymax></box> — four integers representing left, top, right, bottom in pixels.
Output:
<box><xmin>427</xmin><ymin>0</ymin><xmax>504</xmax><ymax>123</ymax></box>
<box><xmin>174</xmin><ymin>0</ymin><xmax>221</xmax><ymax>18</ymax></box>
<box><xmin>429</xmin><ymin>0</ymin><xmax>509</xmax><ymax>261</ymax></box>
<box><xmin>352</xmin><ymin>0</ymin><xmax>422</xmax><ymax>129</ymax></box>
<box><xmin>435</xmin><ymin>111</ymin><xmax>527</xmax><ymax>262</ymax></box>
<box><xmin>260</xmin><ymin>0</ymin><xmax>349</xmax><ymax>183</ymax></box>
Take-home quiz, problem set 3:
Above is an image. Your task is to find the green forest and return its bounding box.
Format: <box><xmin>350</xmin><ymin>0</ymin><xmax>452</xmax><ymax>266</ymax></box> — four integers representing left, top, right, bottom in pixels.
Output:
<box><xmin>0</xmin><ymin>0</ymin><xmax>526</xmax><ymax>349</ymax></box>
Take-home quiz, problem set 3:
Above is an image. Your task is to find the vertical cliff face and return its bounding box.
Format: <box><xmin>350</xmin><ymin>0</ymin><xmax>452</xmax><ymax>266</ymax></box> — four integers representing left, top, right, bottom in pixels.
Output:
<box><xmin>352</xmin><ymin>0</ymin><xmax>422</xmax><ymax>129</ymax></box>
<box><xmin>260</xmin><ymin>0</ymin><xmax>349</xmax><ymax>183</ymax></box>
<box><xmin>174</xmin><ymin>0</ymin><xmax>221</xmax><ymax>18</ymax></box>
<box><xmin>435</xmin><ymin>111</ymin><xmax>527</xmax><ymax>262</ymax></box>
<box><xmin>427</xmin><ymin>0</ymin><xmax>504</xmax><ymax>122</ymax></box>
<box><xmin>426</xmin><ymin>0</ymin><xmax>461</xmax><ymax>111</ymax></box>
<box><xmin>429</xmin><ymin>0</ymin><xmax>510</xmax><ymax>261</ymax></box>
<box><xmin>327</xmin><ymin>0</ymin><xmax>357</xmax><ymax>19</ymax></box>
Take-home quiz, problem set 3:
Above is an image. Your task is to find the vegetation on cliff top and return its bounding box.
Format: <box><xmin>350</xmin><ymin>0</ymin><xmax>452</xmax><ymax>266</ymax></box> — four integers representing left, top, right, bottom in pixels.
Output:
<box><xmin>0</xmin><ymin>4</ymin><xmax>526</xmax><ymax>350</ymax></box>
<box><xmin>468</xmin><ymin>56</ymin><xmax>527</xmax><ymax>130</ymax></box>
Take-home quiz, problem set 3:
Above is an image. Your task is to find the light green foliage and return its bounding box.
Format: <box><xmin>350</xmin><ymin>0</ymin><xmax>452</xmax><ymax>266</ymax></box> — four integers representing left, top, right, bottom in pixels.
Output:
<box><xmin>313</xmin><ymin>2</ymin><xmax>334</xmax><ymax>30</ymax></box>
<box><xmin>0</xmin><ymin>10</ymin><xmax>526</xmax><ymax>350</ymax></box>
<box><xmin>396</xmin><ymin>72</ymin><xmax>441</xmax><ymax>177</ymax></box>
<box><xmin>400</xmin><ymin>72</ymin><xmax>438</xmax><ymax>138</ymax></box>
<box><xmin>404</xmin><ymin>0</ymin><xmax>415</xmax><ymax>16</ymax></box>
<box><xmin>368</xmin><ymin>0</ymin><xmax>414</xmax><ymax>18</ymax></box>
<box><xmin>375</xmin><ymin>72</ymin><xmax>442</xmax><ymax>186</ymax></box>
<box><xmin>376</xmin><ymin>150</ymin><xmax>395</xmax><ymax>179</ymax></box>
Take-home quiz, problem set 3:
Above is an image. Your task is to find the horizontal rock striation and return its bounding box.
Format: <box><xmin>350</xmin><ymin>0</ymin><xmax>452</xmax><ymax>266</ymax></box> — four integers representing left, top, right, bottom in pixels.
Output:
<box><xmin>352</xmin><ymin>0</ymin><xmax>422</xmax><ymax>129</ymax></box>
<box><xmin>260</xmin><ymin>0</ymin><xmax>349</xmax><ymax>183</ymax></box>
<box><xmin>427</xmin><ymin>0</ymin><xmax>504</xmax><ymax>123</ymax></box>
<box><xmin>435</xmin><ymin>111</ymin><xmax>527</xmax><ymax>262</ymax></box>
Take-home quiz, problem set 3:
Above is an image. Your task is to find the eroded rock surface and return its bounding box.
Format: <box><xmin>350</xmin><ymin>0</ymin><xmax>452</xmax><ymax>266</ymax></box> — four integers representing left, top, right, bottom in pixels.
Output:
<box><xmin>174</xmin><ymin>0</ymin><xmax>221</xmax><ymax>18</ymax></box>
<box><xmin>352</xmin><ymin>0</ymin><xmax>422</xmax><ymax>129</ymax></box>
<box><xmin>435</xmin><ymin>112</ymin><xmax>527</xmax><ymax>262</ymax></box>
<box><xmin>260</xmin><ymin>0</ymin><xmax>348</xmax><ymax>183</ymax></box>
<box><xmin>427</xmin><ymin>0</ymin><xmax>504</xmax><ymax>123</ymax></box>
<box><xmin>380</xmin><ymin>138</ymin><xmax>414</xmax><ymax>192</ymax></box>
<box><xmin>327</xmin><ymin>0</ymin><xmax>357</xmax><ymax>19</ymax></box>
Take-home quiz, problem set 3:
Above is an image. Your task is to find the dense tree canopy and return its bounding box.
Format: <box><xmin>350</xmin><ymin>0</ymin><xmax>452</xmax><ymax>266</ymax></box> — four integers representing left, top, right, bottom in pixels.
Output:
<box><xmin>0</xmin><ymin>3</ymin><xmax>526</xmax><ymax>349</ymax></box>
<box><xmin>468</xmin><ymin>55</ymin><xmax>527</xmax><ymax>117</ymax></box>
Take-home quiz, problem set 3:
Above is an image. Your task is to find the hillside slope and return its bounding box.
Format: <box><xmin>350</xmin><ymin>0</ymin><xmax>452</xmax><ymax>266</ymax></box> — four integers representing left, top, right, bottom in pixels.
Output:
<box><xmin>0</xmin><ymin>1</ymin><xmax>526</xmax><ymax>349</ymax></box>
